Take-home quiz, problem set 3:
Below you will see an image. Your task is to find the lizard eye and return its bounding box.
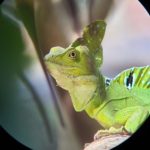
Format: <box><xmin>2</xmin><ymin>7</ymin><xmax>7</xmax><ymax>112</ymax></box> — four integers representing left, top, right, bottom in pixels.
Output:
<box><xmin>68</xmin><ymin>50</ymin><xmax>77</xmax><ymax>59</ymax></box>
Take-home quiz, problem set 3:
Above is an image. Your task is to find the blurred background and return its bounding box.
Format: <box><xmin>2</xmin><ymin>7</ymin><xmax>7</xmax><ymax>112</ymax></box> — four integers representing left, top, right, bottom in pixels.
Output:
<box><xmin>0</xmin><ymin>0</ymin><xmax>150</xmax><ymax>149</ymax></box>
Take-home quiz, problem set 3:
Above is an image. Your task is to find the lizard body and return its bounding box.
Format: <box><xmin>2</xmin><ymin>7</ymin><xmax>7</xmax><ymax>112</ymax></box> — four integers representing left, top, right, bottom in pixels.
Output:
<box><xmin>44</xmin><ymin>20</ymin><xmax>150</xmax><ymax>135</ymax></box>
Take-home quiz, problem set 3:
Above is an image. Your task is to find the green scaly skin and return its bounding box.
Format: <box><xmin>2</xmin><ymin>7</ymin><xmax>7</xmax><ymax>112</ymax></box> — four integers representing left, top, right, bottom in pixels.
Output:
<box><xmin>44</xmin><ymin>20</ymin><xmax>150</xmax><ymax>138</ymax></box>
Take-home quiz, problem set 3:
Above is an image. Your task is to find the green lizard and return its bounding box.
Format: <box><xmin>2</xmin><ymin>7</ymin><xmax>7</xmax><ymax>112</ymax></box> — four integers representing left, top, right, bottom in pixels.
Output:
<box><xmin>44</xmin><ymin>20</ymin><xmax>150</xmax><ymax>138</ymax></box>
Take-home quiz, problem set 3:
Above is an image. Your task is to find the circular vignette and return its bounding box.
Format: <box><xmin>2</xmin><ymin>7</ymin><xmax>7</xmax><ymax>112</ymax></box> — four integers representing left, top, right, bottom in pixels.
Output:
<box><xmin>139</xmin><ymin>0</ymin><xmax>150</xmax><ymax>14</ymax></box>
<box><xmin>0</xmin><ymin>126</ymin><xmax>31</xmax><ymax>150</ymax></box>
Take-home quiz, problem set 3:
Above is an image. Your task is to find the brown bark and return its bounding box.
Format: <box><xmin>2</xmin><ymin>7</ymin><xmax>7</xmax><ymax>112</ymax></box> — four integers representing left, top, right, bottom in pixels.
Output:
<box><xmin>84</xmin><ymin>134</ymin><xmax>130</xmax><ymax>150</ymax></box>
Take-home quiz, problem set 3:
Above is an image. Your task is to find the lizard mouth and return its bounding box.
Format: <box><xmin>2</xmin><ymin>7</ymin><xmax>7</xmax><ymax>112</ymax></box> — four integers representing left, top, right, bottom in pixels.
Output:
<box><xmin>44</xmin><ymin>56</ymin><xmax>79</xmax><ymax>69</ymax></box>
<box><xmin>44</xmin><ymin>59</ymin><xmax>82</xmax><ymax>80</ymax></box>
<box><xmin>45</xmin><ymin>60</ymin><xmax>80</xmax><ymax>71</ymax></box>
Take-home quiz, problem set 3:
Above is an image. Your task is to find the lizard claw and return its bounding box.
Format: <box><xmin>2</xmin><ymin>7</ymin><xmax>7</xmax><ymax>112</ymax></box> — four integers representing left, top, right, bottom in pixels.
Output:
<box><xmin>94</xmin><ymin>126</ymin><xmax>128</xmax><ymax>140</ymax></box>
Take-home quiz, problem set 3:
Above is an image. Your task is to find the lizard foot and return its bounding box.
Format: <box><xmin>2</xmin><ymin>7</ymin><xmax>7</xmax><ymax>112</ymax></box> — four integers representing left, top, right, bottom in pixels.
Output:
<box><xmin>94</xmin><ymin>126</ymin><xmax>129</xmax><ymax>140</ymax></box>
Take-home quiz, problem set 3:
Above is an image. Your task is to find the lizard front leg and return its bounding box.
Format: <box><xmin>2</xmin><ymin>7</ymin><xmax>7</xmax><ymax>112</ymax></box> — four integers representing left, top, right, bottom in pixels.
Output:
<box><xmin>94</xmin><ymin>106</ymin><xmax>149</xmax><ymax>140</ymax></box>
<box><xmin>115</xmin><ymin>106</ymin><xmax>149</xmax><ymax>133</ymax></box>
<box><xmin>118</xmin><ymin>106</ymin><xmax>149</xmax><ymax>133</ymax></box>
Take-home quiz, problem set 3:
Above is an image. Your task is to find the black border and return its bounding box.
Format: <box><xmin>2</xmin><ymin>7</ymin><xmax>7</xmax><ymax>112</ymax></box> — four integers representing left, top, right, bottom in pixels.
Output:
<box><xmin>0</xmin><ymin>126</ymin><xmax>31</xmax><ymax>150</ymax></box>
<box><xmin>139</xmin><ymin>0</ymin><xmax>150</xmax><ymax>14</ymax></box>
<box><xmin>113</xmin><ymin>117</ymin><xmax>150</xmax><ymax>149</ymax></box>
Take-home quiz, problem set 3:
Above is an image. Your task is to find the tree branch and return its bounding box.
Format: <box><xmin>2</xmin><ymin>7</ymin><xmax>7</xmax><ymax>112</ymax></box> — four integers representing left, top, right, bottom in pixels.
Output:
<box><xmin>84</xmin><ymin>134</ymin><xmax>130</xmax><ymax>150</ymax></box>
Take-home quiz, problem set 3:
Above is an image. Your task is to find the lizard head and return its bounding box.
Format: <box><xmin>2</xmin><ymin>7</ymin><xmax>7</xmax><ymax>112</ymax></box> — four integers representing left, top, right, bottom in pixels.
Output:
<box><xmin>44</xmin><ymin>45</ymin><xmax>97</xmax><ymax>90</ymax></box>
<box><xmin>44</xmin><ymin>20</ymin><xmax>106</xmax><ymax>111</ymax></box>
<box><xmin>45</xmin><ymin>45</ymin><xmax>95</xmax><ymax>76</ymax></box>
